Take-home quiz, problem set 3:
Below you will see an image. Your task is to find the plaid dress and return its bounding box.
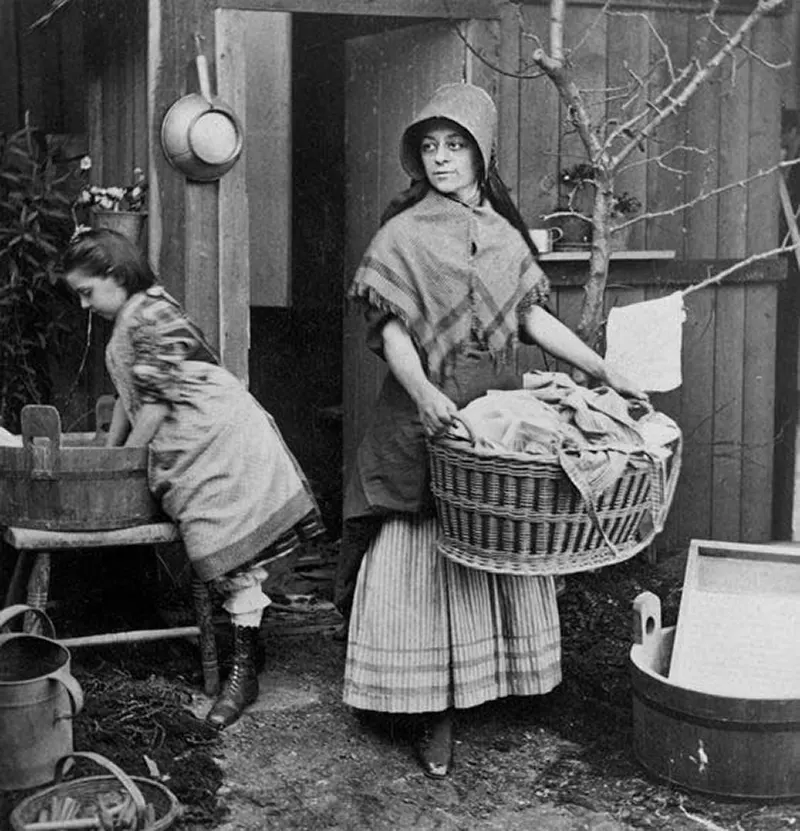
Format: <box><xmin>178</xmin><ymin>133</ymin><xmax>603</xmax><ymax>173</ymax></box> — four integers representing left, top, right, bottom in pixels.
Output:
<box><xmin>106</xmin><ymin>286</ymin><xmax>323</xmax><ymax>582</ymax></box>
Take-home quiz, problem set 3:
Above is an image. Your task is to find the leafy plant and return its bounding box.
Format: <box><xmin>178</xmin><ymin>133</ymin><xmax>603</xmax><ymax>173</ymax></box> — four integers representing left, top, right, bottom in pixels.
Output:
<box><xmin>74</xmin><ymin>157</ymin><xmax>148</xmax><ymax>215</ymax></box>
<box><xmin>0</xmin><ymin>123</ymin><xmax>79</xmax><ymax>430</ymax></box>
<box><xmin>558</xmin><ymin>162</ymin><xmax>598</xmax><ymax>216</ymax></box>
<box><xmin>559</xmin><ymin>163</ymin><xmax>641</xmax><ymax>219</ymax></box>
<box><xmin>559</xmin><ymin>162</ymin><xmax>597</xmax><ymax>191</ymax></box>
<box><xmin>609</xmin><ymin>191</ymin><xmax>642</xmax><ymax>219</ymax></box>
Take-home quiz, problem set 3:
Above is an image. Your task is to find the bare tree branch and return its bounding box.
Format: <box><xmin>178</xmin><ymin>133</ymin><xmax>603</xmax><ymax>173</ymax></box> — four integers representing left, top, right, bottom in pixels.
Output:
<box><xmin>683</xmin><ymin>245</ymin><xmax>797</xmax><ymax>297</ymax></box>
<box><xmin>616</xmin><ymin>157</ymin><xmax>800</xmax><ymax>233</ymax></box>
<box><xmin>567</xmin><ymin>0</ymin><xmax>611</xmax><ymax>64</ymax></box>
<box><xmin>609</xmin><ymin>0</ymin><xmax>789</xmax><ymax>171</ymax></box>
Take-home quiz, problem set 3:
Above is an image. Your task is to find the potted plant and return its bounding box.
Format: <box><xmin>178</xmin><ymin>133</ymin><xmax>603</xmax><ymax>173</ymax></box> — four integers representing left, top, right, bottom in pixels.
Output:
<box><xmin>73</xmin><ymin>158</ymin><xmax>148</xmax><ymax>243</ymax></box>
<box><xmin>553</xmin><ymin>162</ymin><xmax>596</xmax><ymax>249</ymax></box>
<box><xmin>554</xmin><ymin>163</ymin><xmax>642</xmax><ymax>251</ymax></box>
<box><xmin>608</xmin><ymin>191</ymin><xmax>642</xmax><ymax>251</ymax></box>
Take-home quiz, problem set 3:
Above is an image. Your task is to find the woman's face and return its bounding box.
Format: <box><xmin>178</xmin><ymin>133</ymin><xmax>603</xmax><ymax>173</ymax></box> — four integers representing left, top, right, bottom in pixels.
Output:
<box><xmin>65</xmin><ymin>269</ymin><xmax>129</xmax><ymax>320</ymax></box>
<box><xmin>419</xmin><ymin>120</ymin><xmax>480</xmax><ymax>202</ymax></box>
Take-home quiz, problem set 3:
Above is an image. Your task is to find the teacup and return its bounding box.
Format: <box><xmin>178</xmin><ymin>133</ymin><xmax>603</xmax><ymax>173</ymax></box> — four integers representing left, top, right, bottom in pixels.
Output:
<box><xmin>529</xmin><ymin>227</ymin><xmax>563</xmax><ymax>254</ymax></box>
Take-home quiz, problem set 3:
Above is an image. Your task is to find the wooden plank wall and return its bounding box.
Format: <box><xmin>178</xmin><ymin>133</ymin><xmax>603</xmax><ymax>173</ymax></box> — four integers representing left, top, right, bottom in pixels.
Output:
<box><xmin>150</xmin><ymin>0</ymin><xmax>217</xmax><ymax>339</ymax></box>
<box><xmin>77</xmin><ymin>1</ymin><xmax>150</xmax><ymax>419</ymax></box>
<box><xmin>503</xmin><ymin>3</ymin><xmax>787</xmax><ymax>547</ymax></box>
<box><xmin>240</xmin><ymin>11</ymin><xmax>292</xmax><ymax>308</ymax></box>
<box><xmin>1</xmin><ymin>0</ymin><xmax>85</xmax><ymax>135</ymax></box>
<box><xmin>521</xmin><ymin>262</ymin><xmax>782</xmax><ymax>550</ymax></box>
<box><xmin>3</xmin><ymin>0</ymin><xmax>792</xmax><ymax>548</ymax></box>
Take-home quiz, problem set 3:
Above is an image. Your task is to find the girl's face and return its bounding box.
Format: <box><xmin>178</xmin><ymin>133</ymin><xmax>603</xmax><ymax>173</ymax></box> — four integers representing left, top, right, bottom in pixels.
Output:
<box><xmin>420</xmin><ymin>120</ymin><xmax>480</xmax><ymax>202</ymax></box>
<box><xmin>65</xmin><ymin>269</ymin><xmax>129</xmax><ymax>320</ymax></box>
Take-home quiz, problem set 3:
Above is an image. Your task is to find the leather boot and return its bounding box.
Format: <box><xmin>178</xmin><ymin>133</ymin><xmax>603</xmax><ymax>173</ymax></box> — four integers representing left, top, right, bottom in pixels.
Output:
<box><xmin>206</xmin><ymin>625</ymin><xmax>260</xmax><ymax>729</ymax></box>
<box><xmin>417</xmin><ymin>709</ymin><xmax>454</xmax><ymax>779</ymax></box>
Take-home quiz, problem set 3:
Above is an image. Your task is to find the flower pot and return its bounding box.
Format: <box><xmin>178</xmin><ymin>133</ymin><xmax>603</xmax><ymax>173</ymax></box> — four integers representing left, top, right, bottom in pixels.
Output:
<box><xmin>609</xmin><ymin>220</ymin><xmax>633</xmax><ymax>252</ymax></box>
<box><xmin>92</xmin><ymin>210</ymin><xmax>146</xmax><ymax>244</ymax></box>
<box><xmin>553</xmin><ymin>215</ymin><xmax>592</xmax><ymax>251</ymax></box>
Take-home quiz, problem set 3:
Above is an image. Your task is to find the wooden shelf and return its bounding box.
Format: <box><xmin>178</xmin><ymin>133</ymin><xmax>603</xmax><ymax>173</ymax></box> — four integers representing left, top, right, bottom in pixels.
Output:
<box><xmin>539</xmin><ymin>250</ymin><xmax>676</xmax><ymax>262</ymax></box>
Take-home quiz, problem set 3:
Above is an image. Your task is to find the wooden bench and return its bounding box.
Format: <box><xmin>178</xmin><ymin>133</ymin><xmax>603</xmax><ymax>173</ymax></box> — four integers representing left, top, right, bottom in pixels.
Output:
<box><xmin>2</xmin><ymin>522</ymin><xmax>219</xmax><ymax>696</ymax></box>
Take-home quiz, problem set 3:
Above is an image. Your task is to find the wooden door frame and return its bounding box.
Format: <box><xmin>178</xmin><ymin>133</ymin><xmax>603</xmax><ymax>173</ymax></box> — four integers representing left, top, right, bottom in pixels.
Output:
<box><xmin>149</xmin><ymin>0</ymin><xmax>508</xmax><ymax>386</ymax></box>
<box><xmin>214</xmin><ymin>0</ymin><xmax>500</xmax><ymax>17</ymax></box>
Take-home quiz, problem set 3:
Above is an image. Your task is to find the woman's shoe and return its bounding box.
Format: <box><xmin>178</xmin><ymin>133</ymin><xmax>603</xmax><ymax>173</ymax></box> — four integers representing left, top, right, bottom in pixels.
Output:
<box><xmin>417</xmin><ymin>709</ymin><xmax>454</xmax><ymax>779</ymax></box>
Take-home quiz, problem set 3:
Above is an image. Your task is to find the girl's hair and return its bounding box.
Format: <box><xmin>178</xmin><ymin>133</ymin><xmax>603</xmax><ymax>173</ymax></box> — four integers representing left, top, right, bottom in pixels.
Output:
<box><xmin>60</xmin><ymin>228</ymin><xmax>157</xmax><ymax>293</ymax></box>
<box><xmin>380</xmin><ymin>131</ymin><xmax>540</xmax><ymax>259</ymax></box>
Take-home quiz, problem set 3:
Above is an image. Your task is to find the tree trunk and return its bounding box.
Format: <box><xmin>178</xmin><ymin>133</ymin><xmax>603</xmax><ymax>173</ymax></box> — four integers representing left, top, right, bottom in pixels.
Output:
<box><xmin>575</xmin><ymin>185</ymin><xmax>613</xmax><ymax>351</ymax></box>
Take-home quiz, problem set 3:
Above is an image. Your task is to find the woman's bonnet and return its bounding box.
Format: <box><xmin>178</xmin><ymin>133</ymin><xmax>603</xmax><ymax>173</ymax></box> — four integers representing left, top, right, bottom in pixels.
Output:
<box><xmin>399</xmin><ymin>83</ymin><xmax>497</xmax><ymax>182</ymax></box>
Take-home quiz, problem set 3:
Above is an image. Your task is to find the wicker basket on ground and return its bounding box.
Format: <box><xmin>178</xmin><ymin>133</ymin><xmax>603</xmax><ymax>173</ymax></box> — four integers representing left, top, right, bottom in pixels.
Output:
<box><xmin>427</xmin><ymin>415</ymin><xmax>681</xmax><ymax>576</ymax></box>
<box><xmin>10</xmin><ymin>752</ymin><xmax>181</xmax><ymax>831</ymax></box>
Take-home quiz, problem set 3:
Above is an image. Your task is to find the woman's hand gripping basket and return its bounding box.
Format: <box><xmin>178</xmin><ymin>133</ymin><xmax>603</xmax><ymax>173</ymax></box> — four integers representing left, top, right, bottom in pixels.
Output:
<box><xmin>426</xmin><ymin>391</ymin><xmax>681</xmax><ymax>576</ymax></box>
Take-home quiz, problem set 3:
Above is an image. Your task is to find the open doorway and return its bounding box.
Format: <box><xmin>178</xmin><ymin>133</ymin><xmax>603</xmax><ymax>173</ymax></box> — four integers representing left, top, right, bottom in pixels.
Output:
<box><xmin>247</xmin><ymin>14</ymin><xmax>422</xmax><ymax>537</ymax></box>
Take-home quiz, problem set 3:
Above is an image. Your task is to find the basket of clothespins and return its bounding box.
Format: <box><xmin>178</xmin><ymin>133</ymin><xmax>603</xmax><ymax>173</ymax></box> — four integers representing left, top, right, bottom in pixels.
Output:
<box><xmin>10</xmin><ymin>752</ymin><xmax>181</xmax><ymax>831</ymax></box>
<box><xmin>426</xmin><ymin>374</ymin><xmax>682</xmax><ymax>576</ymax></box>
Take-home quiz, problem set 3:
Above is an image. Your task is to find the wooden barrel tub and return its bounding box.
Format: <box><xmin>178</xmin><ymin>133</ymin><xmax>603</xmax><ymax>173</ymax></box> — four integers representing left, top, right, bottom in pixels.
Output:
<box><xmin>0</xmin><ymin>403</ymin><xmax>161</xmax><ymax>532</ymax></box>
<box><xmin>629</xmin><ymin>592</ymin><xmax>800</xmax><ymax>800</ymax></box>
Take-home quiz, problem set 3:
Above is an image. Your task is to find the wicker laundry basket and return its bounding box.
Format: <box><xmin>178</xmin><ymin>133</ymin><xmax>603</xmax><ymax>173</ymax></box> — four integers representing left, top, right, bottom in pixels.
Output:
<box><xmin>427</xmin><ymin>416</ymin><xmax>681</xmax><ymax>576</ymax></box>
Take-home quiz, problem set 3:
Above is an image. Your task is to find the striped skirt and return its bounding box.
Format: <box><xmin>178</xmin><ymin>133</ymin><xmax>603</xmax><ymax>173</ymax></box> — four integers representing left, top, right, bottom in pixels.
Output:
<box><xmin>343</xmin><ymin>514</ymin><xmax>562</xmax><ymax>713</ymax></box>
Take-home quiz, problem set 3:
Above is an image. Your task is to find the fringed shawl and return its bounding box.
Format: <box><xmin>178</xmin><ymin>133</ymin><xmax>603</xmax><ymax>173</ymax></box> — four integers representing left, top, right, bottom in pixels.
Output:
<box><xmin>348</xmin><ymin>189</ymin><xmax>549</xmax><ymax>385</ymax></box>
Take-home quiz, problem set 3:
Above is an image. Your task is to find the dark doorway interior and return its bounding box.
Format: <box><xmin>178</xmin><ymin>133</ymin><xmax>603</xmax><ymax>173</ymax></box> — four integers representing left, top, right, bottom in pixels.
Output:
<box><xmin>248</xmin><ymin>14</ymin><xmax>420</xmax><ymax>536</ymax></box>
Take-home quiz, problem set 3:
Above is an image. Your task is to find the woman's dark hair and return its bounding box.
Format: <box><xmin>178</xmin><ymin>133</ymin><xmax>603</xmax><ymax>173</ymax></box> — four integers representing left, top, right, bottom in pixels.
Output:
<box><xmin>60</xmin><ymin>228</ymin><xmax>157</xmax><ymax>294</ymax></box>
<box><xmin>381</xmin><ymin>131</ymin><xmax>540</xmax><ymax>259</ymax></box>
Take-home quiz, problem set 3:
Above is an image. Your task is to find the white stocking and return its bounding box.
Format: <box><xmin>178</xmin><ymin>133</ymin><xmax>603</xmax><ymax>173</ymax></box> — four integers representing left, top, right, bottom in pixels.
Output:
<box><xmin>214</xmin><ymin>563</ymin><xmax>270</xmax><ymax>628</ymax></box>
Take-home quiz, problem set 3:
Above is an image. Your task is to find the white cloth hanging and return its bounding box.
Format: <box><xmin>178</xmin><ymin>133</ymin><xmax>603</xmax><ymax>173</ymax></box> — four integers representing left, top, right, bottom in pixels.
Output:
<box><xmin>0</xmin><ymin>427</ymin><xmax>21</xmax><ymax>447</ymax></box>
<box><xmin>604</xmin><ymin>291</ymin><xmax>686</xmax><ymax>392</ymax></box>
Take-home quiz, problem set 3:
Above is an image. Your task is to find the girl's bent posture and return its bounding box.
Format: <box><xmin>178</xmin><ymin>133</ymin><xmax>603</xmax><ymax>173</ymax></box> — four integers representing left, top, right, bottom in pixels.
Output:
<box><xmin>62</xmin><ymin>229</ymin><xmax>324</xmax><ymax>729</ymax></box>
<box><xmin>337</xmin><ymin>84</ymin><xmax>644</xmax><ymax>778</ymax></box>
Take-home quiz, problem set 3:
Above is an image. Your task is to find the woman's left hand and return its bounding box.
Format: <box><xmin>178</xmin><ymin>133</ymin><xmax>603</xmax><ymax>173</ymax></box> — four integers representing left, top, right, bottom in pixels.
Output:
<box><xmin>602</xmin><ymin>365</ymin><xmax>649</xmax><ymax>403</ymax></box>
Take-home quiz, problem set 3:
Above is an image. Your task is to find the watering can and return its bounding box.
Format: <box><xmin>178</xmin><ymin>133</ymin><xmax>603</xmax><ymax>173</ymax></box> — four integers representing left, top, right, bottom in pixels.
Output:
<box><xmin>0</xmin><ymin>605</ymin><xmax>84</xmax><ymax>790</ymax></box>
<box><xmin>160</xmin><ymin>35</ymin><xmax>244</xmax><ymax>182</ymax></box>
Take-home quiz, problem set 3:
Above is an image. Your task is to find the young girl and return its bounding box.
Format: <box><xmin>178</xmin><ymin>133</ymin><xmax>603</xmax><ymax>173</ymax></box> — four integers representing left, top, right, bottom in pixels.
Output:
<box><xmin>61</xmin><ymin>229</ymin><xmax>325</xmax><ymax>729</ymax></box>
<box><xmin>338</xmin><ymin>83</ymin><xmax>645</xmax><ymax>777</ymax></box>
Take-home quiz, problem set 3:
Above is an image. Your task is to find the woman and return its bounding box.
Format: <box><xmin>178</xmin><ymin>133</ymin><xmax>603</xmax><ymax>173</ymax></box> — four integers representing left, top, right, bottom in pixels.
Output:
<box><xmin>337</xmin><ymin>83</ymin><xmax>644</xmax><ymax>778</ymax></box>
<box><xmin>61</xmin><ymin>229</ymin><xmax>325</xmax><ymax>729</ymax></box>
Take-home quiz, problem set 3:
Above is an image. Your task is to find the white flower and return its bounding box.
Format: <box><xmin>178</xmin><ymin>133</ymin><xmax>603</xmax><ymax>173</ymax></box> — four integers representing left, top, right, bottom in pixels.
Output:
<box><xmin>80</xmin><ymin>155</ymin><xmax>92</xmax><ymax>171</ymax></box>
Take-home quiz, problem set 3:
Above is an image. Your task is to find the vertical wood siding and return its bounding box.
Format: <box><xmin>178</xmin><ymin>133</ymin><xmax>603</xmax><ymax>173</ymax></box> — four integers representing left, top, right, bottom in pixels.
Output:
<box><xmin>0</xmin><ymin>0</ymin><xmax>85</xmax><ymax>134</ymax></box>
<box><xmin>79</xmin><ymin>1</ymin><xmax>150</xmax><ymax>417</ymax></box>
<box><xmin>478</xmin><ymin>2</ymin><xmax>788</xmax><ymax>548</ymax></box>
<box><xmin>1</xmin><ymin>1</ymin><xmax>792</xmax><ymax>549</ymax></box>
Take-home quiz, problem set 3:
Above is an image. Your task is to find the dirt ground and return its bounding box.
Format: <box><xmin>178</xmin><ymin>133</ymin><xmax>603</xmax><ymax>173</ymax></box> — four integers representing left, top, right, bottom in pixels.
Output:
<box><xmin>2</xmin><ymin>548</ymin><xmax>799</xmax><ymax>831</ymax></box>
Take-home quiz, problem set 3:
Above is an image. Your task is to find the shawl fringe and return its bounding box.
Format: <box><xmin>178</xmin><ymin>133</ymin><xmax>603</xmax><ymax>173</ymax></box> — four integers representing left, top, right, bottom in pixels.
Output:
<box><xmin>348</xmin><ymin>190</ymin><xmax>548</xmax><ymax>386</ymax></box>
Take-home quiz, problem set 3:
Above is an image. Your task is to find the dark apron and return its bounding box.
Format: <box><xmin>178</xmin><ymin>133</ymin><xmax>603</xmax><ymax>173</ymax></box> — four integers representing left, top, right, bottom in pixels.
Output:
<box><xmin>335</xmin><ymin>345</ymin><xmax>523</xmax><ymax>615</ymax></box>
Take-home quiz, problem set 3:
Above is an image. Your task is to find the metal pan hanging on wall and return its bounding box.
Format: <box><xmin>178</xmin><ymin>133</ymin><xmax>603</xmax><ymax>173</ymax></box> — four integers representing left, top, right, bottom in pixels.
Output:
<box><xmin>160</xmin><ymin>49</ymin><xmax>243</xmax><ymax>182</ymax></box>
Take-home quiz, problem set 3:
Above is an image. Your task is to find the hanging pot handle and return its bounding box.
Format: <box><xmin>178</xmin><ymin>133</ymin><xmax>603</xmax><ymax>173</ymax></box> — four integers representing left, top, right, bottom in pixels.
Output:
<box><xmin>54</xmin><ymin>752</ymin><xmax>149</xmax><ymax>828</ymax></box>
<box><xmin>193</xmin><ymin>33</ymin><xmax>213</xmax><ymax>103</ymax></box>
<box><xmin>0</xmin><ymin>603</ymin><xmax>56</xmax><ymax>638</ymax></box>
<box><xmin>196</xmin><ymin>54</ymin><xmax>213</xmax><ymax>103</ymax></box>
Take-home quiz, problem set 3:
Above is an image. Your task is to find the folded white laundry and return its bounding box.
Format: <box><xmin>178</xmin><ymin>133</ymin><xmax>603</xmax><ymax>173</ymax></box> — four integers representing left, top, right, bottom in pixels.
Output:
<box><xmin>605</xmin><ymin>291</ymin><xmax>686</xmax><ymax>392</ymax></box>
